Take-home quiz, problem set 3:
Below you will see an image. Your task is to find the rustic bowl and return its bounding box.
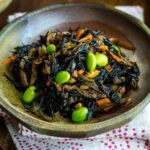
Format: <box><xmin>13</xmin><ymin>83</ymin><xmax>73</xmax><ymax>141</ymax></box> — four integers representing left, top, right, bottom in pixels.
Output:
<box><xmin>0</xmin><ymin>2</ymin><xmax>150</xmax><ymax>138</ymax></box>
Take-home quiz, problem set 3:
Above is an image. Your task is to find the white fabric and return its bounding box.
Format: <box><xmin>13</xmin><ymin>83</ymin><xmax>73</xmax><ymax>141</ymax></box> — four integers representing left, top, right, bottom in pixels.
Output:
<box><xmin>1</xmin><ymin>6</ymin><xmax>149</xmax><ymax>150</ymax></box>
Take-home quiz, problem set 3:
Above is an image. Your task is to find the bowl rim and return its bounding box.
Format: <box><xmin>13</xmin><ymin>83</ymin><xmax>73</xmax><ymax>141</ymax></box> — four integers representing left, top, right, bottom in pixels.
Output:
<box><xmin>0</xmin><ymin>2</ymin><xmax>150</xmax><ymax>133</ymax></box>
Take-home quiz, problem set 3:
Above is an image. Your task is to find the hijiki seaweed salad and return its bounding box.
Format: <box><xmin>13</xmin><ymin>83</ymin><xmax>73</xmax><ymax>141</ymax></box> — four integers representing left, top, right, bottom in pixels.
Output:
<box><xmin>2</xmin><ymin>27</ymin><xmax>140</xmax><ymax>123</ymax></box>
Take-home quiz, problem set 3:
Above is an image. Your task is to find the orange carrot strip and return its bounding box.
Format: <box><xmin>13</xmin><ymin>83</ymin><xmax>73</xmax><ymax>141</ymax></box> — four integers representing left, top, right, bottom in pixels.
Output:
<box><xmin>46</xmin><ymin>79</ymin><xmax>52</xmax><ymax>86</ymax></box>
<box><xmin>79</xmin><ymin>34</ymin><xmax>92</xmax><ymax>41</ymax></box>
<box><xmin>78</xmin><ymin>69</ymin><xmax>84</xmax><ymax>75</ymax></box>
<box><xmin>109</xmin><ymin>38</ymin><xmax>135</xmax><ymax>50</ymax></box>
<box><xmin>127</xmin><ymin>97</ymin><xmax>132</xmax><ymax>102</ymax></box>
<box><xmin>96</xmin><ymin>45</ymin><xmax>121</xmax><ymax>62</ymax></box>
<box><xmin>96</xmin><ymin>98</ymin><xmax>111</xmax><ymax>107</ymax></box>
<box><xmin>56</xmin><ymin>83</ymin><xmax>62</xmax><ymax>92</ymax></box>
<box><xmin>75</xmin><ymin>29</ymin><xmax>84</xmax><ymax>40</ymax></box>
<box><xmin>105</xmin><ymin>65</ymin><xmax>113</xmax><ymax>72</ymax></box>
<box><xmin>2</xmin><ymin>55</ymin><xmax>17</xmax><ymax>64</ymax></box>
<box><xmin>96</xmin><ymin>45</ymin><xmax>109</xmax><ymax>51</ymax></box>
<box><xmin>11</xmin><ymin>55</ymin><xmax>17</xmax><ymax>60</ymax></box>
<box><xmin>104</xmin><ymin>106</ymin><xmax>113</xmax><ymax>112</ymax></box>
<box><xmin>109</xmin><ymin>51</ymin><xmax>122</xmax><ymax>62</ymax></box>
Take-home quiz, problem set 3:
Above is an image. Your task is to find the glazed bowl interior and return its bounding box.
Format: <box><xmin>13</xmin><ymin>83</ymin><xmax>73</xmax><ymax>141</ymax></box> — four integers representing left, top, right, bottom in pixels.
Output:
<box><xmin>0</xmin><ymin>2</ymin><xmax>150</xmax><ymax>138</ymax></box>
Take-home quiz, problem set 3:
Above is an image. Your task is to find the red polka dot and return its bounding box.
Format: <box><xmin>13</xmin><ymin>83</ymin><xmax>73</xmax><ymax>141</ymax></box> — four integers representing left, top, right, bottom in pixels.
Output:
<box><xmin>109</xmin><ymin>139</ymin><xmax>112</xmax><ymax>141</ymax></box>
<box><xmin>80</xmin><ymin>144</ymin><xmax>83</xmax><ymax>146</ymax></box>
<box><xmin>124</xmin><ymin>133</ymin><xmax>127</xmax><ymax>136</ymax></box>
<box><xmin>71</xmin><ymin>142</ymin><xmax>74</xmax><ymax>145</ymax></box>
<box><xmin>104</xmin><ymin>143</ymin><xmax>108</xmax><ymax>146</ymax></box>
<box><xmin>118</xmin><ymin>129</ymin><xmax>122</xmax><ymax>132</ymax></box>
<box><xmin>125</xmin><ymin>128</ymin><xmax>128</xmax><ymax>131</ymax></box>
<box><xmin>25</xmin><ymin>129</ymin><xmax>28</xmax><ymax>132</ymax></box>
<box><xmin>133</xmin><ymin>133</ymin><xmax>136</xmax><ymax>136</ymax></box>
<box><xmin>57</xmin><ymin>141</ymin><xmax>61</xmax><ymax>144</ymax></box>
<box><xmin>76</xmin><ymin>148</ymin><xmax>79</xmax><ymax>150</ymax></box>
<box><xmin>120</xmin><ymin>144</ymin><xmax>122</xmax><ymax>147</ymax></box>
<box><xmin>118</xmin><ymin>134</ymin><xmax>122</xmax><ymax>137</ymax></box>
<box><xmin>125</xmin><ymin>125</ymin><xmax>129</xmax><ymax>127</ymax></box>
<box><xmin>100</xmin><ymin>140</ymin><xmax>104</xmax><ymax>143</ymax></box>
<box><xmin>75</xmin><ymin>143</ymin><xmax>78</xmax><ymax>145</ymax></box>
<box><xmin>106</xmin><ymin>134</ymin><xmax>110</xmax><ymax>136</ymax></box>
<box><xmin>112</xmin><ymin>130</ymin><xmax>116</xmax><ymax>134</ymax></box>
<box><xmin>114</xmin><ymin>145</ymin><xmax>117</xmax><ymax>149</ymax></box>
<box><xmin>108</xmin><ymin>145</ymin><xmax>112</xmax><ymax>149</ymax></box>
<box><xmin>114</xmin><ymin>135</ymin><xmax>117</xmax><ymax>138</ymax></box>
<box><xmin>137</xmin><ymin>145</ymin><xmax>140</xmax><ymax>148</ymax></box>
<box><xmin>132</xmin><ymin>128</ymin><xmax>136</xmax><ymax>131</ymax></box>
<box><xmin>112</xmin><ymin>142</ymin><xmax>115</xmax><ymax>144</ymax></box>
<box><xmin>141</xmin><ymin>135</ymin><xmax>145</xmax><ymax>137</ymax></box>
<box><xmin>130</xmin><ymin>137</ymin><xmax>133</xmax><ymax>140</ymax></box>
<box><xmin>126</xmin><ymin>141</ymin><xmax>129</xmax><ymax>144</ymax></box>
<box><xmin>71</xmin><ymin>147</ymin><xmax>74</xmax><ymax>150</ymax></box>
<box><xmin>127</xmin><ymin>145</ymin><xmax>130</xmax><ymax>148</ymax></box>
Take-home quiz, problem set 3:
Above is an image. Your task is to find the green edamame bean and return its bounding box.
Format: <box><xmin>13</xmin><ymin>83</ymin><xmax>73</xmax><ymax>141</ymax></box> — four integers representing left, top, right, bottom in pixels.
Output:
<box><xmin>72</xmin><ymin>107</ymin><xmax>88</xmax><ymax>123</ymax></box>
<box><xmin>55</xmin><ymin>71</ymin><xmax>70</xmax><ymax>84</ymax></box>
<box><xmin>86</xmin><ymin>52</ymin><xmax>96</xmax><ymax>72</ymax></box>
<box><xmin>95</xmin><ymin>53</ymin><xmax>108</xmax><ymax>67</ymax></box>
<box><xmin>112</xmin><ymin>45</ymin><xmax>120</xmax><ymax>53</ymax></box>
<box><xmin>46</xmin><ymin>44</ymin><xmax>56</xmax><ymax>53</ymax></box>
<box><xmin>23</xmin><ymin>86</ymin><xmax>37</xmax><ymax>103</ymax></box>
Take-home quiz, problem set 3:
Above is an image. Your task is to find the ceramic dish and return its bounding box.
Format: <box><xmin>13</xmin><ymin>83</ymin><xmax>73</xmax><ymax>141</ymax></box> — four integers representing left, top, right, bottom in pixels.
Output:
<box><xmin>0</xmin><ymin>2</ymin><xmax>150</xmax><ymax>138</ymax></box>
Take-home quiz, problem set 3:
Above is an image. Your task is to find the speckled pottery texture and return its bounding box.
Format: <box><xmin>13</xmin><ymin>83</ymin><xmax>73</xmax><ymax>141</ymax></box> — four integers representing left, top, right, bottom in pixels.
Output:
<box><xmin>0</xmin><ymin>2</ymin><xmax>150</xmax><ymax>138</ymax></box>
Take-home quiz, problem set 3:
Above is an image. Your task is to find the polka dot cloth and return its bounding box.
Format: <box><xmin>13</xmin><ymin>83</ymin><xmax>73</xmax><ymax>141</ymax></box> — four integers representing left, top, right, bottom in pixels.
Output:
<box><xmin>0</xmin><ymin>6</ymin><xmax>148</xmax><ymax>150</ymax></box>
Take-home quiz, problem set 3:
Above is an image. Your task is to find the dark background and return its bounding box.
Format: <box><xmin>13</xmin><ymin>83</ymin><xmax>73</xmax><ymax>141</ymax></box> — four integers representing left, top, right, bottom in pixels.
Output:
<box><xmin>0</xmin><ymin>0</ymin><xmax>149</xmax><ymax>149</ymax></box>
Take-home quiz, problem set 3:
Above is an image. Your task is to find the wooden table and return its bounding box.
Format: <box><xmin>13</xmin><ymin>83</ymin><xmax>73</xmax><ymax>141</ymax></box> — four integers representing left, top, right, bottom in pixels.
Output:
<box><xmin>0</xmin><ymin>0</ymin><xmax>149</xmax><ymax>149</ymax></box>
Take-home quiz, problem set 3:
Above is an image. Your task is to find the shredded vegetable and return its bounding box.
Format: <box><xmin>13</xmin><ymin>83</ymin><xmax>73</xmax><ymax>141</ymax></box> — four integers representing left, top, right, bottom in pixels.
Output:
<box><xmin>2</xmin><ymin>26</ymin><xmax>140</xmax><ymax>122</ymax></box>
